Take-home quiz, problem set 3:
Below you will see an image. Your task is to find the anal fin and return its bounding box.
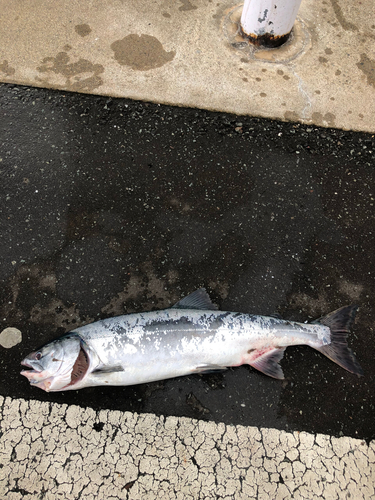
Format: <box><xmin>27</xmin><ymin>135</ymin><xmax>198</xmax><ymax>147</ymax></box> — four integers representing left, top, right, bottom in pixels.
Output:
<box><xmin>249</xmin><ymin>347</ymin><xmax>286</xmax><ymax>379</ymax></box>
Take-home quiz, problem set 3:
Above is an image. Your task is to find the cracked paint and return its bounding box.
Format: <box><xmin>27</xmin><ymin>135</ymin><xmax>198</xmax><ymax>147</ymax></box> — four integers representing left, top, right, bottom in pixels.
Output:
<box><xmin>0</xmin><ymin>397</ymin><xmax>374</xmax><ymax>499</ymax></box>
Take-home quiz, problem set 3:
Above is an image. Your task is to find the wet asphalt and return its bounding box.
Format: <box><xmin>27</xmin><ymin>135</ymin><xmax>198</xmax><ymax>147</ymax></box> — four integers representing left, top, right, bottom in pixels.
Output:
<box><xmin>0</xmin><ymin>83</ymin><xmax>374</xmax><ymax>442</ymax></box>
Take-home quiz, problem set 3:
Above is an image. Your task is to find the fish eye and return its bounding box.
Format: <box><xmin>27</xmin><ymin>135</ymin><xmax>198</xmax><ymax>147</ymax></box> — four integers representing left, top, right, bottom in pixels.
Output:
<box><xmin>35</xmin><ymin>352</ymin><xmax>42</xmax><ymax>360</ymax></box>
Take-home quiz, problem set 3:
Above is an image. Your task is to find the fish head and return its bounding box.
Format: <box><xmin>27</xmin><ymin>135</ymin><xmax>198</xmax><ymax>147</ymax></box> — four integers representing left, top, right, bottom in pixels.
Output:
<box><xmin>20</xmin><ymin>334</ymin><xmax>85</xmax><ymax>392</ymax></box>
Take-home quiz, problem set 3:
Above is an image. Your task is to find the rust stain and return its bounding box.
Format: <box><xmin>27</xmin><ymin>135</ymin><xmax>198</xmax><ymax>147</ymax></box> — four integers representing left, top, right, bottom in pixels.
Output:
<box><xmin>111</xmin><ymin>34</ymin><xmax>175</xmax><ymax>71</ymax></box>
<box><xmin>0</xmin><ymin>60</ymin><xmax>15</xmax><ymax>76</ymax></box>
<box><xmin>240</xmin><ymin>28</ymin><xmax>291</xmax><ymax>48</ymax></box>
<box><xmin>75</xmin><ymin>24</ymin><xmax>92</xmax><ymax>37</ymax></box>
<box><xmin>356</xmin><ymin>53</ymin><xmax>375</xmax><ymax>88</ymax></box>
<box><xmin>36</xmin><ymin>52</ymin><xmax>104</xmax><ymax>92</ymax></box>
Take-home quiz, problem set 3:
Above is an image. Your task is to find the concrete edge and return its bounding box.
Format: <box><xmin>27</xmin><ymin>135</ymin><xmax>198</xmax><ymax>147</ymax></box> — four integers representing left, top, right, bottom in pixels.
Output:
<box><xmin>1</xmin><ymin>396</ymin><xmax>374</xmax><ymax>499</ymax></box>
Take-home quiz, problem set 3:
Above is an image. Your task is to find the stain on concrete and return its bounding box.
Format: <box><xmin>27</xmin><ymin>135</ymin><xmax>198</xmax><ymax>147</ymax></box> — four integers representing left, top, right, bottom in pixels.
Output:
<box><xmin>311</xmin><ymin>112</ymin><xmax>336</xmax><ymax>127</ymax></box>
<box><xmin>329</xmin><ymin>0</ymin><xmax>358</xmax><ymax>31</ymax></box>
<box><xmin>356</xmin><ymin>54</ymin><xmax>375</xmax><ymax>88</ymax></box>
<box><xmin>284</xmin><ymin>111</ymin><xmax>299</xmax><ymax>121</ymax></box>
<box><xmin>0</xmin><ymin>60</ymin><xmax>15</xmax><ymax>76</ymax></box>
<box><xmin>162</xmin><ymin>12</ymin><xmax>171</xmax><ymax>18</ymax></box>
<box><xmin>319</xmin><ymin>57</ymin><xmax>328</xmax><ymax>63</ymax></box>
<box><xmin>36</xmin><ymin>52</ymin><xmax>104</xmax><ymax>92</ymax></box>
<box><xmin>325</xmin><ymin>48</ymin><xmax>333</xmax><ymax>55</ymax></box>
<box><xmin>75</xmin><ymin>24</ymin><xmax>92</xmax><ymax>37</ymax></box>
<box><xmin>260</xmin><ymin>92</ymin><xmax>267</xmax><ymax>97</ymax></box>
<box><xmin>111</xmin><ymin>34</ymin><xmax>175</xmax><ymax>71</ymax></box>
<box><xmin>179</xmin><ymin>0</ymin><xmax>198</xmax><ymax>11</ymax></box>
<box><xmin>335</xmin><ymin>70</ymin><xmax>341</xmax><ymax>76</ymax></box>
<box><xmin>283</xmin><ymin>75</ymin><xmax>290</xmax><ymax>80</ymax></box>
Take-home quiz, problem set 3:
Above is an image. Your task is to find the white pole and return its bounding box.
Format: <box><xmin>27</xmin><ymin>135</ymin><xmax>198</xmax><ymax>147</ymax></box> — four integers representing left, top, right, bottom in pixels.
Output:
<box><xmin>240</xmin><ymin>0</ymin><xmax>303</xmax><ymax>47</ymax></box>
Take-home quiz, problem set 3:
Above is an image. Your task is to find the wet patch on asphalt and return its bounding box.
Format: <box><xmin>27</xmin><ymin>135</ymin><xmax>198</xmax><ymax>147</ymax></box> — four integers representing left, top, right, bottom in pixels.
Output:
<box><xmin>0</xmin><ymin>83</ymin><xmax>374</xmax><ymax>441</ymax></box>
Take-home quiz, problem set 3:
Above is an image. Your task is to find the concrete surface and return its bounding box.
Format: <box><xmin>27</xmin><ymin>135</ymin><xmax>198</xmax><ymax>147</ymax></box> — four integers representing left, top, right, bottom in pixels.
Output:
<box><xmin>0</xmin><ymin>0</ymin><xmax>374</xmax><ymax>132</ymax></box>
<box><xmin>1</xmin><ymin>396</ymin><xmax>374</xmax><ymax>499</ymax></box>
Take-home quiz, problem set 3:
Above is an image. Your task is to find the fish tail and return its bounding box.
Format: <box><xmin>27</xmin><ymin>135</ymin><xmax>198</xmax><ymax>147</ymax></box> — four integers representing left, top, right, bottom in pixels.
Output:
<box><xmin>315</xmin><ymin>305</ymin><xmax>363</xmax><ymax>376</ymax></box>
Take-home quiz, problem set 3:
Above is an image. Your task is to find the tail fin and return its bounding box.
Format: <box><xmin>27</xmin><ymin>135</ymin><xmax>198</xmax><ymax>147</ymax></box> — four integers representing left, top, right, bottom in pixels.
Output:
<box><xmin>315</xmin><ymin>305</ymin><xmax>364</xmax><ymax>376</ymax></box>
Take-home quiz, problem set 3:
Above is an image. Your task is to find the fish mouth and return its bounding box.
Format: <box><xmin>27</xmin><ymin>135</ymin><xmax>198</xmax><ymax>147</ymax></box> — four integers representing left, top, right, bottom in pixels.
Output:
<box><xmin>20</xmin><ymin>359</ymin><xmax>44</xmax><ymax>381</ymax></box>
<box><xmin>20</xmin><ymin>360</ymin><xmax>53</xmax><ymax>391</ymax></box>
<box><xmin>20</xmin><ymin>344</ymin><xmax>90</xmax><ymax>391</ymax></box>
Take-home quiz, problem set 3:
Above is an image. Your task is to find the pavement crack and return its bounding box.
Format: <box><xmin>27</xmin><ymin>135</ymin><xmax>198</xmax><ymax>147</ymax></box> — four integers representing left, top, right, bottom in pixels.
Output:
<box><xmin>289</xmin><ymin>67</ymin><xmax>312</xmax><ymax>119</ymax></box>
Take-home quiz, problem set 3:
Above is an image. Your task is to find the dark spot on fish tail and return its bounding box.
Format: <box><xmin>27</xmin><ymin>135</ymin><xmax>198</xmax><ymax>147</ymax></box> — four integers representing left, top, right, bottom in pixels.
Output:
<box><xmin>247</xmin><ymin>349</ymin><xmax>256</xmax><ymax>354</ymax></box>
<box><xmin>67</xmin><ymin>347</ymin><xmax>89</xmax><ymax>386</ymax></box>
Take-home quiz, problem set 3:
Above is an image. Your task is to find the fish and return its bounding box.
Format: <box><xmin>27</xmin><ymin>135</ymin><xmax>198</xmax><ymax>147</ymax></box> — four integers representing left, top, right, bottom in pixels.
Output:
<box><xmin>20</xmin><ymin>288</ymin><xmax>363</xmax><ymax>392</ymax></box>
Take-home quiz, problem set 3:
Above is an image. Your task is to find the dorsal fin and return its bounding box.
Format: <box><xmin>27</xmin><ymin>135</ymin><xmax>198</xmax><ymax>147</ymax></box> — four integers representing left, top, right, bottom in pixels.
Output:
<box><xmin>172</xmin><ymin>288</ymin><xmax>218</xmax><ymax>310</ymax></box>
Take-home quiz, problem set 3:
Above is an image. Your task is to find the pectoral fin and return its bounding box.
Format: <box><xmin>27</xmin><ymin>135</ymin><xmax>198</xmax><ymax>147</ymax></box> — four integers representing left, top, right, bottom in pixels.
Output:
<box><xmin>192</xmin><ymin>364</ymin><xmax>228</xmax><ymax>374</ymax></box>
<box><xmin>92</xmin><ymin>365</ymin><xmax>124</xmax><ymax>374</ymax></box>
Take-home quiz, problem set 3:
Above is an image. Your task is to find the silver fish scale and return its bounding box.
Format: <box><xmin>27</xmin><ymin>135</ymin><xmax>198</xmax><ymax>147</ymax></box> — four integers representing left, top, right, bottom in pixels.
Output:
<box><xmin>72</xmin><ymin>309</ymin><xmax>328</xmax><ymax>370</ymax></box>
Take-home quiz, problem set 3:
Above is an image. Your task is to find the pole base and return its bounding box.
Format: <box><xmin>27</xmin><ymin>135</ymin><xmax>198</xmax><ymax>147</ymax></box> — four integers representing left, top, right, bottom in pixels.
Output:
<box><xmin>240</xmin><ymin>29</ymin><xmax>291</xmax><ymax>48</ymax></box>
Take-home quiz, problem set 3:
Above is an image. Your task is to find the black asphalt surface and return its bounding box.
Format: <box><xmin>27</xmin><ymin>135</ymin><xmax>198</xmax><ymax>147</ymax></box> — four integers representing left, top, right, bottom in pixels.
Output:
<box><xmin>1</xmin><ymin>83</ymin><xmax>374</xmax><ymax>442</ymax></box>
